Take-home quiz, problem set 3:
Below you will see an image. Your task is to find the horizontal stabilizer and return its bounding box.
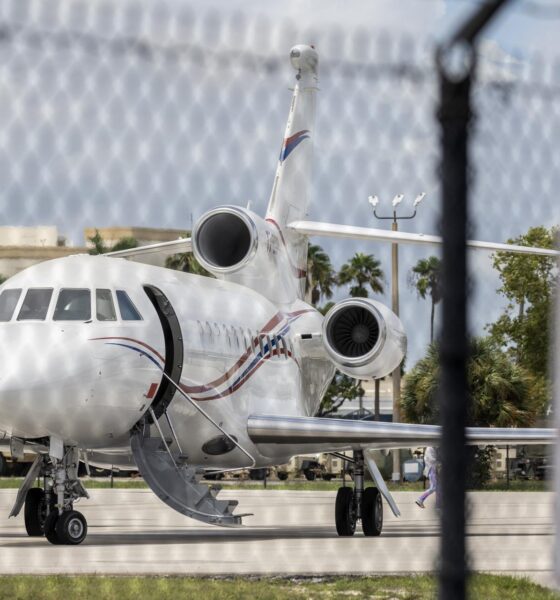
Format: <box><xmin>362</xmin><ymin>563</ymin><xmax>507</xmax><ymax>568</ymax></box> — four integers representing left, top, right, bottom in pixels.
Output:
<box><xmin>248</xmin><ymin>415</ymin><xmax>555</xmax><ymax>452</ymax></box>
<box><xmin>288</xmin><ymin>221</ymin><xmax>560</xmax><ymax>257</ymax></box>
<box><xmin>105</xmin><ymin>238</ymin><xmax>192</xmax><ymax>262</ymax></box>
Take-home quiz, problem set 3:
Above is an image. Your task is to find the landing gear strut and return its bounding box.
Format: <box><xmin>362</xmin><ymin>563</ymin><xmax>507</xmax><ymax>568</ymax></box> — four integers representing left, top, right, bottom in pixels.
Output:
<box><xmin>335</xmin><ymin>450</ymin><xmax>383</xmax><ymax>537</ymax></box>
<box><xmin>21</xmin><ymin>448</ymin><xmax>89</xmax><ymax>545</ymax></box>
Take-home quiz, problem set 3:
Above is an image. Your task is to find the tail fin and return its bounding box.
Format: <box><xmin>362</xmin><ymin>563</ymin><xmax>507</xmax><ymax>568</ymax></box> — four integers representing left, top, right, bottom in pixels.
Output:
<box><xmin>266</xmin><ymin>45</ymin><xmax>318</xmax><ymax>299</ymax></box>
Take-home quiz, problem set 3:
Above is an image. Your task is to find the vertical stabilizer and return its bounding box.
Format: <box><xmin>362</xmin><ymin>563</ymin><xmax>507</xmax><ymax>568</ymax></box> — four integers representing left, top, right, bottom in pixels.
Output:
<box><xmin>266</xmin><ymin>45</ymin><xmax>319</xmax><ymax>299</ymax></box>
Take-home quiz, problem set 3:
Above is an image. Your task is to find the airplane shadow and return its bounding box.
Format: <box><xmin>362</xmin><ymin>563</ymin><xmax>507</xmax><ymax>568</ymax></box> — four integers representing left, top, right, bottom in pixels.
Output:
<box><xmin>0</xmin><ymin>523</ymin><xmax>549</xmax><ymax>548</ymax></box>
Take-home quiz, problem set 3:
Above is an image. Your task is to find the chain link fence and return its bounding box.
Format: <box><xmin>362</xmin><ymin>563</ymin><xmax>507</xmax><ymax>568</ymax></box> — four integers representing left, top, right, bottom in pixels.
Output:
<box><xmin>0</xmin><ymin>0</ymin><xmax>558</xmax><ymax>595</ymax></box>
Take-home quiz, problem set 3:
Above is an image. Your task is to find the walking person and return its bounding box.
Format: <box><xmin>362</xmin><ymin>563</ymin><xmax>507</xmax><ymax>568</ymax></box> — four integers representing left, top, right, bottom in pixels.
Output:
<box><xmin>415</xmin><ymin>447</ymin><xmax>438</xmax><ymax>508</ymax></box>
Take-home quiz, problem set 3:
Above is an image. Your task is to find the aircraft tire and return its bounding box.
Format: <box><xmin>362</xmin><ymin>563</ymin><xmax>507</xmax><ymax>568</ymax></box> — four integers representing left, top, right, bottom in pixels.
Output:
<box><xmin>44</xmin><ymin>511</ymin><xmax>60</xmax><ymax>545</ymax></box>
<box><xmin>24</xmin><ymin>488</ymin><xmax>47</xmax><ymax>537</ymax></box>
<box><xmin>335</xmin><ymin>486</ymin><xmax>356</xmax><ymax>536</ymax></box>
<box><xmin>55</xmin><ymin>510</ymin><xmax>87</xmax><ymax>545</ymax></box>
<box><xmin>361</xmin><ymin>487</ymin><xmax>383</xmax><ymax>536</ymax></box>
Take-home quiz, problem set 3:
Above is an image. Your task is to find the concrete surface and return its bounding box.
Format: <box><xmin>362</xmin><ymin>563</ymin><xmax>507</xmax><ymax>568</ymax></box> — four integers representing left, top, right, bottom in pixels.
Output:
<box><xmin>0</xmin><ymin>489</ymin><xmax>553</xmax><ymax>586</ymax></box>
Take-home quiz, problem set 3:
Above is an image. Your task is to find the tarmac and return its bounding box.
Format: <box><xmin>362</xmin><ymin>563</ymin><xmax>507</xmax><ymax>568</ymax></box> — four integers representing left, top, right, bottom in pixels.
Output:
<box><xmin>0</xmin><ymin>488</ymin><xmax>554</xmax><ymax>586</ymax></box>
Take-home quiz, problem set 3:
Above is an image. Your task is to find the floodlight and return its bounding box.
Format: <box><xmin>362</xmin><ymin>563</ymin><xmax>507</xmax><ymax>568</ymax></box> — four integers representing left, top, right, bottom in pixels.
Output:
<box><xmin>392</xmin><ymin>194</ymin><xmax>404</xmax><ymax>207</ymax></box>
<box><xmin>413</xmin><ymin>192</ymin><xmax>426</xmax><ymax>208</ymax></box>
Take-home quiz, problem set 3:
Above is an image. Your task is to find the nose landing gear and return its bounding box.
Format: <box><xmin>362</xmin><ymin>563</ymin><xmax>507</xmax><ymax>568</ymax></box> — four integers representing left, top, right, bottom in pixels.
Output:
<box><xmin>19</xmin><ymin>447</ymin><xmax>90</xmax><ymax>545</ymax></box>
<box><xmin>334</xmin><ymin>450</ymin><xmax>383</xmax><ymax>537</ymax></box>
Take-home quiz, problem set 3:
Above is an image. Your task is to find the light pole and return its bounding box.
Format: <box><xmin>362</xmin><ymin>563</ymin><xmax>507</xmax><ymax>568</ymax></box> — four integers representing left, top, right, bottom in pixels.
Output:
<box><xmin>368</xmin><ymin>193</ymin><xmax>426</xmax><ymax>482</ymax></box>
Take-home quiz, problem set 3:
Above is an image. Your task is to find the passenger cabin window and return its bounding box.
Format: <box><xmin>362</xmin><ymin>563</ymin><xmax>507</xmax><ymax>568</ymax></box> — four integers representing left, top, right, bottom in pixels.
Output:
<box><xmin>116</xmin><ymin>290</ymin><xmax>142</xmax><ymax>321</ymax></box>
<box><xmin>17</xmin><ymin>289</ymin><xmax>53</xmax><ymax>321</ymax></box>
<box><xmin>0</xmin><ymin>289</ymin><xmax>22</xmax><ymax>322</ymax></box>
<box><xmin>53</xmin><ymin>289</ymin><xmax>91</xmax><ymax>321</ymax></box>
<box><xmin>96</xmin><ymin>289</ymin><xmax>116</xmax><ymax>322</ymax></box>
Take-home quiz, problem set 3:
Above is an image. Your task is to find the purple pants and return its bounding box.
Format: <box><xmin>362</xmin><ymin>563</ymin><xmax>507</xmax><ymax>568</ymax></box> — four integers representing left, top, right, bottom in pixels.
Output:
<box><xmin>418</xmin><ymin>466</ymin><xmax>438</xmax><ymax>505</ymax></box>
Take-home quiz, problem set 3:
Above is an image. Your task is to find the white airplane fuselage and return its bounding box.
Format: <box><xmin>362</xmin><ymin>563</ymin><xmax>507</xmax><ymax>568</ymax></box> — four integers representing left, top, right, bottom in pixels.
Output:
<box><xmin>0</xmin><ymin>254</ymin><xmax>334</xmax><ymax>468</ymax></box>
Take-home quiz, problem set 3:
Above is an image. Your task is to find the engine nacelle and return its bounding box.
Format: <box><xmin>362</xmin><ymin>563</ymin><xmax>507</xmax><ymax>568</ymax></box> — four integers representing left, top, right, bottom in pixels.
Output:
<box><xmin>192</xmin><ymin>206</ymin><xmax>298</xmax><ymax>303</ymax></box>
<box><xmin>322</xmin><ymin>298</ymin><xmax>407</xmax><ymax>380</ymax></box>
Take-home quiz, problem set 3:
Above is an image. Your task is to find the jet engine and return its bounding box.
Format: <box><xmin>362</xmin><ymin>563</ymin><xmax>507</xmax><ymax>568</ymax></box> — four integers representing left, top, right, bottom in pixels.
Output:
<box><xmin>322</xmin><ymin>298</ymin><xmax>406</xmax><ymax>380</ymax></box>
<box><xmin>192</xmin><ymin>206</ymin><xmax>298</xmax><ymax>303</ymax></box>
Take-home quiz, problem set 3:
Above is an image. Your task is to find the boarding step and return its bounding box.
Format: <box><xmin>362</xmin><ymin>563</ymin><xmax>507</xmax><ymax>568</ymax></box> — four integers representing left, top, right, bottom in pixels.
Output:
<box><xmin>130</xmin><ymin>426</ymin><xmax>249</xmax><ymax>527</ymax></box>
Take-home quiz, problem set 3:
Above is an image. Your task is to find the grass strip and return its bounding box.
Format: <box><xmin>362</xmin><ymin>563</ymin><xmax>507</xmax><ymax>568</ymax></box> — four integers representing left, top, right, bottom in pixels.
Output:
<box><xmin>0</xmin><ymin>478</ymin><xmax>550</xmax><ymax>492</ymax></box>
<box><xmin>0</xmin><ymin>574</ymin><xmax>556</xmax><ymax>600</ymax></box>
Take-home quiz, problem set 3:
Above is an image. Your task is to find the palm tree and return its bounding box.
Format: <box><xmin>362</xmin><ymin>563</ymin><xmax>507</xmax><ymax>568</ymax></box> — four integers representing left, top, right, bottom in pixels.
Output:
<box><xmin>337</xmin><ymin>252</ymin><xmax>384</xmax><ymax>412</ymax></box>
<box><xmin>409</xmin><ymin>256</ymin><xmax>441</xmax><ymax>343</ymax></box>
<box><xmin>166</xmin><ymin>252</ymin><xmax>212</xmax><ymax>277</ymax></box>
<box><xmin>402</xmin><ymin>337</ymin><xmax>541</xmax><ymax>428</ymax></box>
<box><xmin>305</xmin><ymin>244</ymin><xmax>336</xmax><ymax>306</ymax></box>
<box><xmin>337</xmin><ymin>252</ymin><xmax>384</xmax><ymax>298</ymax></box>
<box><xmin>165</xmin><ymin>233</ymin><xmax>212</xmax><ymax>277</ymax></box>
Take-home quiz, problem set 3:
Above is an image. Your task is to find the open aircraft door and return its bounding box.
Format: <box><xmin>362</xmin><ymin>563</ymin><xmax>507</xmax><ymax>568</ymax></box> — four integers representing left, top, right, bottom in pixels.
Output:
<box><xmin>142</xmin><ymin>285</ymin><xmax>184</xmax><ymax>420</ymax></box>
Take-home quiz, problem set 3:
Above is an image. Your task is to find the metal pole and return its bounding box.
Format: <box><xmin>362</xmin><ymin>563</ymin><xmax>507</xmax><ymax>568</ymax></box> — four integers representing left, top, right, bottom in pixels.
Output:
<box><xmin>374</xmin><ymin>379</ymin><xmax>380</xmax><ymax>421</ymax></box>
<box><xmin>506</xmin><ymin>445</ymin><xmax>510</xmax><ymax>489</ymax></box>
<box><xmin>391</xmin><ymin>216</ymin><xmax>401</xmax><ymax>482</ymax></box>
<box><xmin>436</xmin><ymin>3</ymin><xmax>509</xmax><ymax>599</ymax></box>
<box><xmin>437</xmin><ymin>54</ymin><xmax>470</xmax><ymax>600</ymax></box>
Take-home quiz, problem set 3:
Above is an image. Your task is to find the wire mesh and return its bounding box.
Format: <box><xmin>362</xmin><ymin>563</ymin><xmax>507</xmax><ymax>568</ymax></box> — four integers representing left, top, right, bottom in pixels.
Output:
<box><xmin>0</xmin><ymin>0</ymin><xmax>556</xmax><ymax>593</ymax></box>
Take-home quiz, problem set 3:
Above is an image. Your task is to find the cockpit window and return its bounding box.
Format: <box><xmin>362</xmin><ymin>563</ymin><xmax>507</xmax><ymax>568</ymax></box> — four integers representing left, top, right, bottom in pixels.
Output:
<box><xmin>96</xmin><ymin>289</ymin><xmax>116</xmax><ymax>322</ymax></box>
<box><xmin>17</xmin><ymin>288</ymin><xmax>53</xmax><ymax>321</ymax></box>
<box><xmin>116</xmin><ymin>290</ymin><xmax>142</xmax><ymax>321</ymax></box>
<box><xmin>53</xmin><ymin>289</ymin><xmax>91</xmax><ymax>321</ymax></box>
<box><xmin>0</xmin><ymin>289</ymin><xmax>22</xmax><ymax>322</ymax></box>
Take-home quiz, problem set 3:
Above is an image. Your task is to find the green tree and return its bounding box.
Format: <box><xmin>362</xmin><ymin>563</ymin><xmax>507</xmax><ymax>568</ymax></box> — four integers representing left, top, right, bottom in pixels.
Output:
<box><xmin>488</xmin><ymin>226</ymin><xmax>556</xmax><ymax>379</ymax></box>
<box><xmin>88</xmin><ymin>230</ymin><xmax>107</xmax><ymax>255</ymax></box>
<box><xmin>0</xmin><ymin>275</ymin><xmax>6</xmax><ymax>285</ymax></box>
<box><xmin>335</xmin><ymin>252</ymin><xmax>385</xmax><ymax>413</ymax></box>
<box><xmin>401</xmin><ymin>337</ymin><xmax>542</xmax><ymax>427</ymax></box>
<box><xmin>338</xmin><ymin>252</ymin><xmax>384</xmax><ymax>298</ymax></box>
<box><xmin>305</xmin><ymin>244</ymin><xmax>336</xmax><ymax>306</ymax></box>
<box><xmin>409</xmin><ymin>256</ymin><xmax>441</xmax><ymax>343</ymax></box>
<box><xmin>165</xmin><ymin>233</ymin><xmax>212</xmax><ymax>277</ymax></box>
<box><xmin>317</xmin><ymin>373</ymin><xmax>362</xmax><ymax>417</ymax></box>
<box><xmin>88</xmin><ymin>230</ymin><xmax>138</xmax><ymax>255</ymax></box>
<box><xmin>110</xmin><ymin>237</ymin><xmax>138</xmax><ymax>253</ymax></box>
<box><xmin>318</xmin><ymin>301</ymin><xmax>336</xmax><ymax>316</ymax></box>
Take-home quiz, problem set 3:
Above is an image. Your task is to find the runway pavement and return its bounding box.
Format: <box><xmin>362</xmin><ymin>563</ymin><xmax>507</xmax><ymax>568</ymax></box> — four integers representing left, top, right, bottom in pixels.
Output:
<box><xmin>0</xmin><ymin>489</ymin><xmax>553</xmax><ymax>585</ymax></box>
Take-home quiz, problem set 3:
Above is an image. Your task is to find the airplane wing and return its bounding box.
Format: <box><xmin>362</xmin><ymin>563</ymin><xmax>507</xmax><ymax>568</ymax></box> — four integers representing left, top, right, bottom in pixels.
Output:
<box><xmin>105</xmin><ymin>238</ymin><xmax>192</xmax><ymax>262</ymax></box>
<box><xmin>247</xmin><ymin>415</ymin><xmax>555</xmax><ymax>454</ymax></box>
<box><xmin>288</xmin><ymin>221</ymin><xmax>560</xmax><ymax>257</ymax></box>
<box><xmin>248</xmin><ymin>415</ymin><xmax>555</xmax><ymax>518</ymax></box>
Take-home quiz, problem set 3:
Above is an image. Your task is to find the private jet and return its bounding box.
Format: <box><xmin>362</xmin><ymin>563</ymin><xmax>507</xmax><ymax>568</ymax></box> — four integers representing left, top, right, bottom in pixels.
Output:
<box><xmin>0</xmin><ymin>45</ymin><xmax>556</xmax><ymax>545</ymax></box>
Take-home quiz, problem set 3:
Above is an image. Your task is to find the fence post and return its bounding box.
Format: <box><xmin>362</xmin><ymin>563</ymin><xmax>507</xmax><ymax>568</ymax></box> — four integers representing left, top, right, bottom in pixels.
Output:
<box><xmin>436</xmin><ymin>2</ymin><xmax>509</xmax><ymax>599</ymax></box>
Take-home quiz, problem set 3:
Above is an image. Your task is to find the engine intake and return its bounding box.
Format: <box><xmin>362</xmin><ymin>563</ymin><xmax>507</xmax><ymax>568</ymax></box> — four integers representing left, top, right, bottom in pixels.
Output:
<box><xmin>193</xmin><ymin>207</ymin><xmax>257</xmax><ymax>272</ymax></box>
<box><xmin>191</xmin><ymin>206</ymin><xmax>299</xmax><ymax>304</ymax></box>
<box><xmin>322</xmin><ymin>298</ymin><xmax>406</xmax><ymax>380</ymax></box>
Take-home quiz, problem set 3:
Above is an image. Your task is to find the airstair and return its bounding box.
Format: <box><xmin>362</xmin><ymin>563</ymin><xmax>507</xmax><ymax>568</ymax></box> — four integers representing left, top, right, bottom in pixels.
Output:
<box><xmin>131</xmin><ymin>417</ymin><xmax>247</xmax><ymax>526</ymax></box>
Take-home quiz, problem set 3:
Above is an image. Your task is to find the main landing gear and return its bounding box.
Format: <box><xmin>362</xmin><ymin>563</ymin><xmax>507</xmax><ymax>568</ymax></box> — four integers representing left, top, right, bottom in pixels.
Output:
<box><xmin>335</xmin><ymin>450</ymin><xmax>383</xmax><ymax>537</ymax></box>
<box><xmin>21</xmin><ymin>448</ymin><xmax>89</xmax><ymax>545</ymax></box>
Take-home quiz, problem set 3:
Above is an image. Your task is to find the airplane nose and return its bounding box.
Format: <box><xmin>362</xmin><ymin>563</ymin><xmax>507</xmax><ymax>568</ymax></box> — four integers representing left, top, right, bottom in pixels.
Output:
<box><xmin>0</xmin><ymin>327</ymin><xmax>86</xmax><ymax>439</ymax></box>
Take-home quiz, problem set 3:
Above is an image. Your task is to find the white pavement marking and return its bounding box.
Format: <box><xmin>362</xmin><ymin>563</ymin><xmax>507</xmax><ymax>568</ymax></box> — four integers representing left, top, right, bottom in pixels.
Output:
<box><xmin>0</xmin><ymin>489</ymin><xmax>553</xmax><ymax>586</ymax></box>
